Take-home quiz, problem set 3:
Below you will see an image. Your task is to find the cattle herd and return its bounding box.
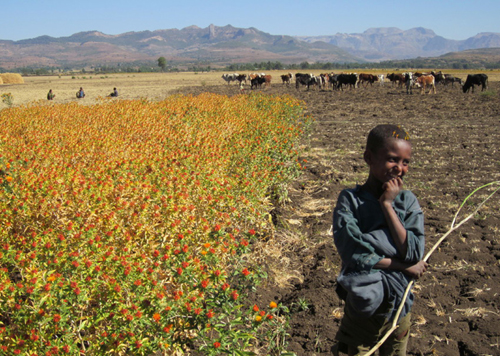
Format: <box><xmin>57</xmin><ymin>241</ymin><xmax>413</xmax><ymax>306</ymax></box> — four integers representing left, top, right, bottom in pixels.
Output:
<box><xmin>221</xmin><ymin>71</ymin><xmax>489</xmax><ymax>94</ymax></box>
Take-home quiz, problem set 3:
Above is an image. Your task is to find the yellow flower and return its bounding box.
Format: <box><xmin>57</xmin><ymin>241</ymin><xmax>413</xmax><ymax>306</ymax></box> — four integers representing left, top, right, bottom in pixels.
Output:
<box><xmin>255</xmin><ymin>315</ymin><xmax>262</xmax><ymax>322</ymax></box>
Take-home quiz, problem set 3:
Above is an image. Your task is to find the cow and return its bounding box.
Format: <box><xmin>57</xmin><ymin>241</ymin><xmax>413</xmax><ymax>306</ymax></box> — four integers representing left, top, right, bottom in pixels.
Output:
<box><xmin>377</xmin><ymin>74</ymin><xmax>385</xmax><ymax>85</ymax></box>
<box><xmin>236</xmin><ymin>74</ymin><xmax>247</xmax><ymax>84</ymax></box>
<box><xmin>328</xmin><ymin>73</ymin><xmax>339</xmax><ymax>90</ymax></box>
<box><xmin>281</xmin><ymin>73</ymin><xmax>293</xmax><ymax>85</ymax></box>
<box><xmin>387</xmin><ymin>73</ymin><xmax>404</xmax><ymax>86</ymax></box>
<box><xmin>416</xmin><ymin>74</ymin><xmax>436</xmax><ymax>94</ymax></box>
<box><xmin>250</xmin><ymin>76</ymin><xmax>266</xmax><ymax>89</ymax></box>
<box><xmin>462</xmin><ymin>74</ymin><xmax>488</xmax><ymax>93</ymax></box>
<box><xmin>222</xmin><ymin>73</ymin><xmax>238</xmax><ymax>84</ymax></box>
<box><xmin>295</xmin><ymin>73</ymin><xmax>318</xmax><ymax>90</ymax></box>
<box><xmin>404</xmin><ymin>72</ymin><xmax>417</xmax><ymax>95</ymax></box>
<box><xmin>443</xmin><ymin>76</ymin><xmax>463</xmax><ymax>87</ymax></box>
<box><xmin>431</xmin><ymin>71</ymin><xmax>446</xmax><ymax>85</ymax></box>
<box><xmin>358</xmin><ymin>73</ymin><xmax>378</xmax><ymax>87</ymax></box>
<box><xmin>336</xmin><ymin>73</ymin><xmax>358</xmax><ymax>90</ymax></box>
<box><xmin>264</xmin><ymin>75</ymin><xmax>272</xmax><ymax>87</ymax></box>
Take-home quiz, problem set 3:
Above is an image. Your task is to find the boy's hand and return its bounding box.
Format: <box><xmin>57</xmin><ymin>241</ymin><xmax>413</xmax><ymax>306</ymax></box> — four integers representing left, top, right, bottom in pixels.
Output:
<box><xmin>380</xmin><ymin>177</ymin><xmax>403</xmax><ymax>204</ymax></box>
<box><xmin>403</xmin><ymin>260</ymin><xmax>428</xmax><ymax>279</ymax></box>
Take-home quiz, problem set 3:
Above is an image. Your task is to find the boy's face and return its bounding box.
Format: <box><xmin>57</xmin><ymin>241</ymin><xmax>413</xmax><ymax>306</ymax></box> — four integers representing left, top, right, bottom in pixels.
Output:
<box><xmin>364</xmin><ymin>138</ymin><xmax>412</xmax><ymax>184</ymax></box>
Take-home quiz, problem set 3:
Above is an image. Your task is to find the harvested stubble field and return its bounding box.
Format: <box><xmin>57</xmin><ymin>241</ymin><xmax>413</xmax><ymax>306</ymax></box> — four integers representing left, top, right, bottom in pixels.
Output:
<box><xmin>3</xmin><ymin>71</ymin><xmax>500</xmax><ymax>355</ymax></box>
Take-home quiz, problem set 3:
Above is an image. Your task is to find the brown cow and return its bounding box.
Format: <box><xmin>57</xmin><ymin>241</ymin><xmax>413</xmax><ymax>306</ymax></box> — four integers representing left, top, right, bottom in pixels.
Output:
<box><xmin>358</xmin><ymin>73</ymin><xmax>378</xmax><ymax>87</ymax></box>
<box><xmin>386</xmin><ymin>73</ymin><xmax>405</xmax><ymax>86</ymax></box>
<box><xmin>264</xmin><ymin>74</ymin><xmax>272</xmax><ymax>87</ymax></box>
<box><xmin>416</xmin><ymin>75</ymin><xmax>436</xmax><ymax>94</ymax></box>
<box><xmin>281</xmin><ymin>73</ymin><xmax>293</xmax><ymax>85</ymax></box>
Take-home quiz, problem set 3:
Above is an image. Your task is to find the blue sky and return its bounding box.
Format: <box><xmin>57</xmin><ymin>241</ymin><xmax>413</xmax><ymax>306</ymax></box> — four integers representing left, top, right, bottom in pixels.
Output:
<box><xmin>1</xmin><ymin>0</ymin><xmax>498</xmax><ymax>41</ymax></box>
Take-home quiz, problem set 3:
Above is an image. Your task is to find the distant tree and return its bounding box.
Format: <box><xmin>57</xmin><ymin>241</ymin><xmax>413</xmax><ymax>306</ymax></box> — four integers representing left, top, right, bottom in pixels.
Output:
<box><xmin>158</xmin><ymin>57</ymin><xmax>167</xmax><ymax>72</ymax></box>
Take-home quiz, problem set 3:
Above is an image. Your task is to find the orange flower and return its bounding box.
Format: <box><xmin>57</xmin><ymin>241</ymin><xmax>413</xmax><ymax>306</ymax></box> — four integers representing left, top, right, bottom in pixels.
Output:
<box><xmin>153</xmin><ymin>313</ymin><xmax>161</xmax><ymax>322</ymax></box>
<box><xmin>269</xmin><ymin>301</ymin><xmax>278</xmax><ymax>309</ymax></box>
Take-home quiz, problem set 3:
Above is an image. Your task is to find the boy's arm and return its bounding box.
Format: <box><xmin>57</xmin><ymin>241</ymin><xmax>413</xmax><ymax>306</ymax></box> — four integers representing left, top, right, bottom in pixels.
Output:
<box><xmin>379</xmin><ymin>177</ymin><xmax>409</xmax><ymax>258</ymax></box>
<box><xmin>375</xmin><ymin>257</ymin><xmax>427</xmax><ymax>279</ymax></box>
<box><xmin>334</xmin><ymin>190</ymin><xmax>384</xmax><ymax>272</ymax></box>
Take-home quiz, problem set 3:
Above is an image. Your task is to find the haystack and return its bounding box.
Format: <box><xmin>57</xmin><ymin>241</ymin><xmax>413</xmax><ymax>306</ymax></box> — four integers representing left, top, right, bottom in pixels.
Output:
<box><xmin>0</xmin><ymin>73</ymin><xmax>24</xmax><ymax>84</ymax></box>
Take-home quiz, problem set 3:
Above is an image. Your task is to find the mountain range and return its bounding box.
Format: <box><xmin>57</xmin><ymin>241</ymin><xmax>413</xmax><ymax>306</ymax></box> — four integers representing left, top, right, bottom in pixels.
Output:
<box><xmin>1</xmin><ymin>24</ymin><xmax>499</xmax><ymax>70</ymax></box>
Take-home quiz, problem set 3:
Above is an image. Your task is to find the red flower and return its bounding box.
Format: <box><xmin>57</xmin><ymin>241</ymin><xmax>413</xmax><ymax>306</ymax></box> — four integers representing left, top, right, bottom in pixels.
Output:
<box><xmin>213</xmin><ymin>342</ymin><xmax>221</xmax><ymax>348</ymax></box>
<box><xmin>176</xmin><ymin>267</ymin><xmax>183</xmax><ymax>275</ymax></box>
<box><xmin>253</xmin><ymin>304</ymin><xmax>259</xmax><ymax>312</ymax></box>
<box><xmin>248</xmin><ymin>229</ymin><xmax>255</xmax><ymax>235</ymax></box>
<box><xmin>53</xmin><ymin>314</ymin><xmax>61</xmax><ymax>323</ymax></box>
<box><xmin>242</xmin><ymin>268</ymin><xmax>250</xmax><ymax>276</ymax></box>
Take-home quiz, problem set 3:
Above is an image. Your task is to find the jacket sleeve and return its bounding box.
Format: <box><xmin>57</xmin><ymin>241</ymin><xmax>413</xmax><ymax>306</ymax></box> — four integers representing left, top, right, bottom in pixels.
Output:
<box><xmin>399</xmin><ymin>191</ymin><xmax>425</xmax><ymax>262</ymax></box>
<box><xmin>333</xmin><ymin>190</ymin><xmax>384</xmax><ymax>272</ymax></box>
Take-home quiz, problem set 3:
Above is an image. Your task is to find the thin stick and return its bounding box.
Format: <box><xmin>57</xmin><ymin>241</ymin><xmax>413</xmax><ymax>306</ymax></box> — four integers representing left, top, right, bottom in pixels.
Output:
<box><xmin>362</xmin><ymin>181</ymin><xmax>500</xmax><ymax>356</ymax></box>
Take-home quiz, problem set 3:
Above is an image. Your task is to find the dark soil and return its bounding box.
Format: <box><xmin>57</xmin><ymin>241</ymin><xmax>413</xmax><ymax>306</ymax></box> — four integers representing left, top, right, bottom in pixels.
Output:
<box><xmin>177</xmin><ymin>80</ymin><xmax>500</xmax><ymax>356</ymax></box>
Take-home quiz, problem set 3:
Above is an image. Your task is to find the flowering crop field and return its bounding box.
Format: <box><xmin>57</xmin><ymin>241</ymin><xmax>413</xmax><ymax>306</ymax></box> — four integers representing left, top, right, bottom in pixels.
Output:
<box><xmin>0</xmin><ymin>93</ymin><xmax>309</xmax><ymax>355</ymax></box>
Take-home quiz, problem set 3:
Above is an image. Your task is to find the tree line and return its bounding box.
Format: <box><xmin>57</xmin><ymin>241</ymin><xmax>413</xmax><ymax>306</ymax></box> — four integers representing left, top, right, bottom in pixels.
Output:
<box><xmin>3</xmin><ymin>56</ymin><xmax>499</xmax><ymax>76</ymax></box>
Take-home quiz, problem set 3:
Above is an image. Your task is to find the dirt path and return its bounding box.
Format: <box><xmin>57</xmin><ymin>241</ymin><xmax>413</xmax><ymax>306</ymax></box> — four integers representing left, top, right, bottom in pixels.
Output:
<box><xmin>160</xmin><ymin>81</ymin><xmax>500</xmax><ymax>356</ymax></box>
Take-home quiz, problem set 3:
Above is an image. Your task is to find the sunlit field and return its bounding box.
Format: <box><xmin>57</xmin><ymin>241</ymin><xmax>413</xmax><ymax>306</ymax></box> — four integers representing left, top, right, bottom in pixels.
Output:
<box><xmin>2</xmin><ymin>69</ymin><xmax>499</xmax><ymax>108</ymax></box>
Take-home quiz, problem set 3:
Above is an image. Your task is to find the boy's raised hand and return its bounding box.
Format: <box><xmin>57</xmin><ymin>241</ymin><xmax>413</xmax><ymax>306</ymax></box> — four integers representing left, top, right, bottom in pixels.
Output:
<box><xmin>380</xmin><ymin>177</ymin><xmax>404</xmax><ymax>204</ymax></box>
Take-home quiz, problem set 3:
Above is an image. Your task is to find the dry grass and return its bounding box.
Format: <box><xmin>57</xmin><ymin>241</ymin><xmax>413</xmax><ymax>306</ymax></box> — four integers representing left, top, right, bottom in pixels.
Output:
<box><xmin>0</xmin><ymin>73</ymin><xmax>24</xmax><ymax>84</ymax></box>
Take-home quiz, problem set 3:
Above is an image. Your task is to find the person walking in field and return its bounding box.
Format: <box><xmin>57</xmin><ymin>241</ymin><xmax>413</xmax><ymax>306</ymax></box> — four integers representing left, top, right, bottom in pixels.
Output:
<box><xmin>332</xmin><ymin>124</ymin><xmax>428</xmax><ymax>356</ymax></box>
<box><xmin>76</xmin><ymin>87</ymin><xmax>85</xmax><ymax>99</ymax></box>
<box><xmin>47</xmin><ymin>89</ymin><xmax>55</xmax><ymax>100</ymax></box>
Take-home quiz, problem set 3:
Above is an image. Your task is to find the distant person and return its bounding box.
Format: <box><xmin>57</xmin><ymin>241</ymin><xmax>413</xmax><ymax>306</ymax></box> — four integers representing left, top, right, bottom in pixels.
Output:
<box><xmin>109</xmin><ymin>87</ymin><xmax>118</xmax><ymax>97</ymax></box>
<box><xmin>47</xmin><ymin>89</ymin><xmax>55</xmax><ymax>100</ymax></box>
<box><xmin>76</xmin><ymin>87</ymin><xmax>85</xmax><ymax>99</ymax></box>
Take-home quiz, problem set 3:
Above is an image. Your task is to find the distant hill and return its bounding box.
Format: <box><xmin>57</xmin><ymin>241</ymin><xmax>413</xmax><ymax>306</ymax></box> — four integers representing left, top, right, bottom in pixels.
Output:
<box><xmin>0</xmin><ymin>25</ymin><xmax>361</xmax><ymax>70</ymax></box>
<box><xmin>297</xmin><ymin>27</ymin><xmax>500</xmax><ymax>61</ymax></box>
<box><xmin>1</xmin><ymin>25</ymin><xmax>499</xmax><ymax>70</ymax></box>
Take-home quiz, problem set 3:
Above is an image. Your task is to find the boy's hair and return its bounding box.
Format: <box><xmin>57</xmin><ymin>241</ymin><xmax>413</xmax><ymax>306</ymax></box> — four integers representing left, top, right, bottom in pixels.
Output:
<box><xmin>366</xmin><ymin>124</ymin><xmax>410</xmax><ymax>153</ymax></box>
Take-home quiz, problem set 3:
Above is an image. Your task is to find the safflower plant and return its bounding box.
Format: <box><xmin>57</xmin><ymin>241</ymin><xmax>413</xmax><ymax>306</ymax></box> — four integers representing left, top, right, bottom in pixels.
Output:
<box><xmin>0</xmin><ymin>93</ymin><xmax>310</xmax><ymax>355</ymax></box>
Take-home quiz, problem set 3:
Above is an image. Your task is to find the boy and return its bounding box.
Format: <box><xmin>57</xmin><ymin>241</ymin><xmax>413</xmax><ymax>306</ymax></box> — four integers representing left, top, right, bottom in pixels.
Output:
<box><xmin>333</xmin><ymin>124</ymin><xmax>428</xmax><ymax>356</ymax></box>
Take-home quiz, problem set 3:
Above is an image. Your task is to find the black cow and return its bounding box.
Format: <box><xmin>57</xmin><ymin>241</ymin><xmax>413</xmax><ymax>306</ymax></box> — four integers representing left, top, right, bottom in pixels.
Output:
<box><xmin>328</xmin><ymin>73</ymin><xmax>339</xmax><ymax>90</ymax></box>
<box><xmin>463</xmin><ymin>74</ymin><xmax>488</xmax><ymax>93</ymax></box>
<box><xmin>336</xmin><ymin>74</ymin><xmax>357</xmax><ymax>90</ymax></box>
<box><xmin>443</xmin><ymin>76</ymin><xmax>463</xmax><ymax>87</ymax></box>
<box><xmin>236</xmin><ymin>74</ymin><xmax>247</xmax><ymax>84</ymax></box>
<box><xmin>295</xmin><ymin>73</ymin><xmax>318</xmax><ymax>90</ymax></box>
<box><xmin>250</xmin><ymin>76</ymin><xmax>266</xmax><ymax>89</ymax></box>
<box><xmin>431</xmin><ymin>71</ymin><xmax>446</xmax><ymax>84</ymax></box>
